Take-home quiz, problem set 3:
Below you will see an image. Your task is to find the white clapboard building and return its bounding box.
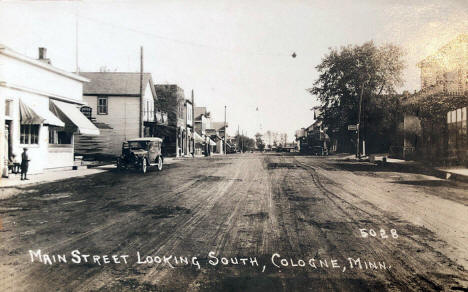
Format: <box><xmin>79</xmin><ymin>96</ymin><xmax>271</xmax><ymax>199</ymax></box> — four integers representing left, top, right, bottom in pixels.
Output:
<box><xmin>0</xmin><ymin>46</ymin><xmax>99</xmax><ymax>176</ymax></box>
<box><xmin>78</xmin><ymin>72</ymin><xmax>157</xmax><ymax>156</ymax></box>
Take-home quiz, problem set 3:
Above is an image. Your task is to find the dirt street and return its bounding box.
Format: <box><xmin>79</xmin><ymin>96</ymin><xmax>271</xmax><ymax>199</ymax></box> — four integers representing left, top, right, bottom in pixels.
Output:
<box><xmin>0</xmin><ymin>153</ymin><xmax>467</xmax><ymax>291</ymax></box>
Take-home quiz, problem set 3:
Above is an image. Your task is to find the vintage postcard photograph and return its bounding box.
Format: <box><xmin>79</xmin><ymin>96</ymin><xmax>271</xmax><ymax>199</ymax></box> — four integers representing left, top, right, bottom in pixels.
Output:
<box><xmin>0</xmin><ymin>0</ymin><xmax>467</xmax><ymax>291</ymax></box>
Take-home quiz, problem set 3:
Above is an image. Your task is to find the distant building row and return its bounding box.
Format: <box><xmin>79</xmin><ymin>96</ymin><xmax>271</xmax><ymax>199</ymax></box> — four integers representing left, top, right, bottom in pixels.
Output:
<box><xmin>76</xmin><ymin>73</ymin><xmax>229</xmax><ymax>159</ymax></box>
<box><xmin>1</xmin><ymin>46</ymin><xmax>228</xmax><ymax>177</ymax></box>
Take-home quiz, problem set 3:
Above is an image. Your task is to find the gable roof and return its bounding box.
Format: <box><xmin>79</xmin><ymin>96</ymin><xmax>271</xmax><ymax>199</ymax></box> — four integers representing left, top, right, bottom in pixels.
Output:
<box><xmin>417</xmin><ymin>34</ymin><xmax>468</xmax><ymax>67</ymax></box>
<box><xmin>210</xmin><ymin>122</ymin><xmax>228</xmax><ymax>131</ymax></box>
<box><xmin>80</xmin><ymin>72</ymin><xmax>156</xmax><ymax>97</ymax></box>
<box><xmin>194</xmin><ymin>107</ymin><xmax>207</xmax><ymax>119</ymax></box>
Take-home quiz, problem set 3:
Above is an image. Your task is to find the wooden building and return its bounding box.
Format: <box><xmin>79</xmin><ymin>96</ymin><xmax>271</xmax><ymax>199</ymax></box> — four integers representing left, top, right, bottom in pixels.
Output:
<box><xmin>1</xmin><ymin>46</ymin><xmax>99</xmax><ymax>175</ymax></box>
<box><xmin>78</xmin><ymin>72</ymin><xmax>157</xmax><ymax>156</ymax></box>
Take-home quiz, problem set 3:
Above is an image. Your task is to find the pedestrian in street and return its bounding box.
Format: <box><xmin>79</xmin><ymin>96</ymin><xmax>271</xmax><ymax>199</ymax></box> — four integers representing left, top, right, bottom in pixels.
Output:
<box><xmin>21</xmin><ymin>148</ymin><xmax>30</xmax><ymax>180</ymax></box>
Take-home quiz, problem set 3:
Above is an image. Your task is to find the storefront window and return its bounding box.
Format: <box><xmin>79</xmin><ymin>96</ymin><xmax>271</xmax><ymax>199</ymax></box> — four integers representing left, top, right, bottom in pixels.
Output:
<box><xmin>48</xmin><ymin>126</ymin><xmax>72</xmax><ymax>144</ymax></box>
<box><xmin>20</xmin><ymin>125</ymin><xmax>39</xmax><ymax>144</ymax></box>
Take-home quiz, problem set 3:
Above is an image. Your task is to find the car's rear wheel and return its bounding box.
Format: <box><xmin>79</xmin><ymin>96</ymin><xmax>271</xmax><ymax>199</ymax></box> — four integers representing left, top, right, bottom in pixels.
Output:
<box><xmin>141</xmin><ymin>158</ymin><xmax>147</xmax><ymax>174</ymax></box>
<box><xmin>156</xmin><ymin>156</ymin><xmax>163</xmax><ymax>171</ymax></box>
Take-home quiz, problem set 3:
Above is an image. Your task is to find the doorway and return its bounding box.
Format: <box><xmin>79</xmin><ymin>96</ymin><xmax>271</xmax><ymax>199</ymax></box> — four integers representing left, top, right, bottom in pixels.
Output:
<box><xmin>6</xmin><ymin>121</ymin><xmax>12</xmax><ymax>158</ymax></box>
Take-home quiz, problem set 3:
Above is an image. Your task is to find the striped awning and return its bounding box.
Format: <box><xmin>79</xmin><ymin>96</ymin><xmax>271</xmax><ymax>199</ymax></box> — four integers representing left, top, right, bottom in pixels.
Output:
<box><xmin>50</xmin><ymin>100</ymin><xmax>100</xmax><ymax>135</ymax></box>
<box><xmin>194</xmin><ymin>131</ymin><xmax>205</xmax><ymax>143</ymax></box>
<box><xmin>19</xmin><ymin>99</ymin><xmax>43</xmax><ymax>124</ymax></box>
<box><xmin>20</xmin><ymin>99</ymin><xmax>64</xmax><ymax>127</ymax></box>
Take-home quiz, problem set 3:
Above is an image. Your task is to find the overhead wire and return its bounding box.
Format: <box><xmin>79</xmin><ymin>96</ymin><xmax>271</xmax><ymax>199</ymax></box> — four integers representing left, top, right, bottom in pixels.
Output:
<box><xmin>76</xmin><ymin>14</ymin><xmax>290</xmax><ymax>58</ymax></box>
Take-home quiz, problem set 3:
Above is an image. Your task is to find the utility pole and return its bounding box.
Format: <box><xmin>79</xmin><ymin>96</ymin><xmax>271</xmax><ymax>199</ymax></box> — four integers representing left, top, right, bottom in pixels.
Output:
<box><xmin>74</xmin><ymin>1</ymin><xmax>79</xmax><ymax>73</ymax></box>
<box><xmin>185</xmin><ymin>99</ymin><xmax>188</xmax><ymax>156</ymax></box>
<box><xmin>237</xmin><ymin>125</ymin><xmax>239</xmax><ymax>152</ymax></box>
<box><xmin>224</xmin><ymin>105</ymin><xmax>227</xmax><ymax>155</ymax></box>
<box><xmin>356</xmin><ymin>84</ymin><xmax>364</xmax><ymax>158</ymax></box>
<box><xmin>192</xmin><ymin>90</ymin><xmax>195</xmax><ymax>157</ymax></box>
<box><xmin>139</xmin><ymin>46</ymin><xmax>144</xmax><ymax>138</ymax></box>
<box><xmin>357</xmin><ymin>74</ymin><xmax>370</xmax><ymax>159</ymax></box>
<box><xmin>241</xmin><ymin>130</ymin><xmax>244</xmax><ymax>153</ymax></box>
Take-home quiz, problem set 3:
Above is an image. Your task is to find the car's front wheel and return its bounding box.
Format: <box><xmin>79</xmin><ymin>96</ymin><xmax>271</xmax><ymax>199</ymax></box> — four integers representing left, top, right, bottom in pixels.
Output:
<box><xmin>156</xmin><ymin>156</ymin><xmax>163</xmax><ymax>171</ymax></box>
<box><xmin>141</xmin><ymin>158</ymin><xmax>147</xmax><ymax>174</ymax></box>
<box><xmin>117</xmin><ymin>158</ymin><xmax>126</xmax><ymax>172</ymax></box>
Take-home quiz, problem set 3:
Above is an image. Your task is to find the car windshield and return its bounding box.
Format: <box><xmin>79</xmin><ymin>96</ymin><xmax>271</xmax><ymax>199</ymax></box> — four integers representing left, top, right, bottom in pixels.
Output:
<box><xmin>127</xmin><ymin>141</ymin><xmax>147</xmax><ymax>150</ymax></box>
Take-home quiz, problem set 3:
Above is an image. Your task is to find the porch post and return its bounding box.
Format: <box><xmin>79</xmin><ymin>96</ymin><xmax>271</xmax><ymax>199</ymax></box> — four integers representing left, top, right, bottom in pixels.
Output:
<box><xmin>0</xmin><ymin>99</ymin><xmax>5</xmax><ymax>178</ymax></box>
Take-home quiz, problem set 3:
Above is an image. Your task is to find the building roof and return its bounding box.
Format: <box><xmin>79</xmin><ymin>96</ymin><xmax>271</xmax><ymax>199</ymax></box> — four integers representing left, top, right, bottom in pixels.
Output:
<box><xmin>127</xmin><ymin>137</ymin><xmax>163</xmax><ymax>142</ymax></box>
<box><xmin>0</xmin><ymin>44</ymin><xmax>89</xmax><ymax>82</ymax></box>
<box><xmin>194</xmin><ymin>107</ymin><xmax>208</xmax><ymax>119</ymax></box>
<box><xmin>206</xmin><ymin>129</ymin><xmax>221</xmax><ymax>140</ymax></box>
<box><xmin>417</xmin><ymin>34</ymin><xmax>468</xmax><ymax>67</ymax></box>
<box><xmin>80</xmin><ymin>72</ymin><xmax>156</xmax><ymax>97</ymax></box>
<box><xmin>209</xmin><ymin>122</ymin><xmax>228</xmax><ymax>131</ymax></box>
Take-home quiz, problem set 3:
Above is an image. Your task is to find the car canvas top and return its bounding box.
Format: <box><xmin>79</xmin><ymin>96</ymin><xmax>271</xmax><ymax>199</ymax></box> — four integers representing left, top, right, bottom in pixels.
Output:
<box><xmin>126</xmin><ymin>137</ymin><xmax>163</xmax><ymax>142</ymax></box>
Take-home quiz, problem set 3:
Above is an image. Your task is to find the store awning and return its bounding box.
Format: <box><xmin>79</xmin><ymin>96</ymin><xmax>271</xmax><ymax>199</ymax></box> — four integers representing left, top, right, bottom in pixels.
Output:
<box><xmin>20</xmin><ymin>99</ymin><xmax>64</xmax><ymax>127</ymax></box>
<box><xmin>194</xmin><ymin>131</ymin><xmax>205</xmax><ymax>143</ymax></box>
<box><xmin>50</xmin><ymin>100</ymin><xmax>100</xmax><ymax>136</ymax></box>
<box><xmin>20</xmin><ymin>99</ymin><xmax>43</xmax><ymax>125</ymax></box>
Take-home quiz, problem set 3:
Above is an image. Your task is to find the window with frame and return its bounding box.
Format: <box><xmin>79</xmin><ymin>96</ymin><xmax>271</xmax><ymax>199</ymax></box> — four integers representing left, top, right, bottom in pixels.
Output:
<box><xmin>97</xmin><ymin>96</ymin><xmax>108</xmax><ymax>115</ymax></box>
<box><xmin>5</xmin><ymin>100</ymin><xmax>12</xmax><ymax>117</ymax></box>
<box><xmin>20</xmin><ymin>125</ymin><xmax>39</xmax><ymax>144</ymax></box>
<box><xmin>48</xmin><ymin>126</ymin><xmax>72</xmax><ymax>144</ymax></box>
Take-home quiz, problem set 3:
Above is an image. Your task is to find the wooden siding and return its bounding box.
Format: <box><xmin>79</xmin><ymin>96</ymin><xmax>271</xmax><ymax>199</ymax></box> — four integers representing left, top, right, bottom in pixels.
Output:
<box><xmin>82</xmin><ymin>95</ymin><xmax>140</xmax><ymax>156</ymax></box>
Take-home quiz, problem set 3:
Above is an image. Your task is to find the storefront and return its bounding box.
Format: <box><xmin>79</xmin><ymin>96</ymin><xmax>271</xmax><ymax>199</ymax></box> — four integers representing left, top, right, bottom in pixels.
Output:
<box><xmin>193</xmin><ymin>131</ymin><xmax>205</xmax><ymax>156</ymax></box>
<box><xmin>447</xmin><ymin>107</ymin><xmax>468</xmax><ymax>164</ymax></box>
<box><xmin>208</xmin><ymin>137</ymin><xmax>216</xmax><ymax>155</ymax></box>
<box><xmin>0</xmin><ymin>45</ymin><xmax>99</xmax><ymax>176</ymax></box>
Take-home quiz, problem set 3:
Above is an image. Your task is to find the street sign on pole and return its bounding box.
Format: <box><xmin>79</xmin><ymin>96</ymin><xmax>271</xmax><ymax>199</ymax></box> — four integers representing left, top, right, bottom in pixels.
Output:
<box><xmin>348</xmin><ymin>124</ymin><xmax>358</xmax><ymax>131</ymax></box>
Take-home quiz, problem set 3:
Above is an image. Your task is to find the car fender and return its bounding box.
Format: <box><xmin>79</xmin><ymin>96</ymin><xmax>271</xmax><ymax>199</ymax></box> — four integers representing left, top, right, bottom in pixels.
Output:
<box><xmin>156</xmin><ymin>155</ymin><xmax>163</xmax><ymax>163</ymax></box>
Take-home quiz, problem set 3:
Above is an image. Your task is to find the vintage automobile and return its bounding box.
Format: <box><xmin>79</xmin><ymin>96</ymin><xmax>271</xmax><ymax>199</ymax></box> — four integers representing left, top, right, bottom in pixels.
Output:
<box><xmin>116</xmin><ymin>137</ymin><xmax>164</xmax><ymax>173</ymax></box>
<box><xmin>310</xmin><ymin>145</ymin><xmax>328</xmax><ymax>156</ymax></box>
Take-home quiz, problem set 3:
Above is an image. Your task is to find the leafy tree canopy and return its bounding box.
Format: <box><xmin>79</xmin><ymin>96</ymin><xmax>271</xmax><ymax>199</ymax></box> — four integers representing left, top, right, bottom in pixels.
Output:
<box><xmin>310</xmin><ymin>41</ymin><xmax>405</xmax><ymax>132</ymax></box>
<box><xmin>405</xmin><ymin>92</ymin><xmax>468</xmax><ymax>123</ymax></box>
<box><xmin>255</xmin><ymin>132</ymin><xmax>265</xmax><ymax>151</ymax></box>
<box><xmin>309</xmin><ymin>41</ymin><xmax>405</xmax><ymax>152</ymax></box>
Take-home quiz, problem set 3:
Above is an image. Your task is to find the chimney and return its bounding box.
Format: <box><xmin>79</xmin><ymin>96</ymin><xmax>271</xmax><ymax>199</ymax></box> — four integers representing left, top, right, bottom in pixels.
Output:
<box><xmin>38</xmin><ymin>47</ymin><xmax>46</xmax><ymax>59</ymax></box>
<box><xmin>38</xmin><ymin>47</ymin><xmax>51</xmax><ymax>64</ymax></box>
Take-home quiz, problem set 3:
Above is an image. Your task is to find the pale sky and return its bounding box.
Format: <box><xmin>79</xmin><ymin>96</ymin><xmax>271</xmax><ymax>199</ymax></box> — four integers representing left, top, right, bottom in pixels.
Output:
<box><xmin>1</xmin><ymin>0</ymin><xmax>467</xmax><ymax>139</ymax></box>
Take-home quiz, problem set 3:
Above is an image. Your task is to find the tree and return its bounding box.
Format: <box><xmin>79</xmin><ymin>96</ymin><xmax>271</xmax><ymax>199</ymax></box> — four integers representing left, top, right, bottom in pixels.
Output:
<box><xmin>282</xmin><ymin>133</ymin><xmax>288</xmax><ymax>145</ymax></box>
<box><xmin>234</xmin><ymin>134</ymin><xmax>255</xmax><ymax>152</ymax></box>
<box><xmin>409</xmin><ymin>93</ymin><xmax>468</xmax><ymax>123</ymax></box>
<box><xmin>265</xmin><ymin>130</ymin><xmax>272</xmax><ymax>147</ymax></box>
<box><xmin>272</xmin><ymin>132</ymin><xmax>279</xmax><ymax>146</ymax></box>
<box><xmin>310</xmin><ymin>41</ymin><xmax>405</xmax><ymax>153</ymax></box>
<box><xmin>255</xmin><ymin>133</ymin><xmax>265</xmax><ymax>151</ymax></box>
<box><xmin>99</xmin><ymin>66</ymin><xmax>111</xmax><ymax>72</ymax></box>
